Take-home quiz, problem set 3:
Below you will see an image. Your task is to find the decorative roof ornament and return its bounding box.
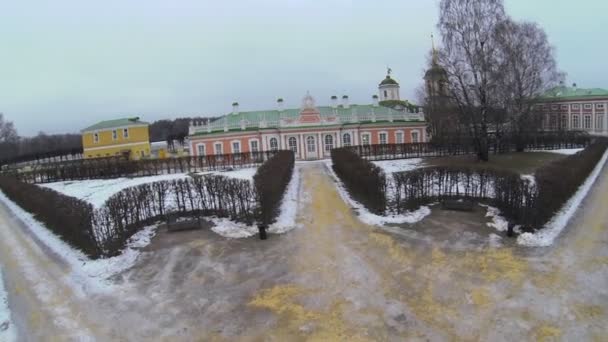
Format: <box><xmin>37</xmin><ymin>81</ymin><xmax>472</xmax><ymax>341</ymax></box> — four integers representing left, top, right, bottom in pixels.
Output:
<box><xmin>301</xmin><ymin>91</ymin><xmax>317</xmax><ymax>110</ymax></box>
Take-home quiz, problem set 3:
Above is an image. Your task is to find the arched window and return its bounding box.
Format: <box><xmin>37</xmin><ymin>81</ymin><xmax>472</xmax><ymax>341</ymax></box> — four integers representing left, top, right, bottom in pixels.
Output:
<box><xmin>269</xmin><ymin>137</ymin><xmax>278</xmax><ymax>151</ymax></box>
<box><xmin>324</xmin><ymin>134</ymin><xmax>334</xmax><ymax>151</ymax></box>
<box><xmin>342</xmin><ymin>133</ymin><xmax>351</xmax><ymax>147</ymax></box>
<box><xmin>288</xmin><ymin>137</ymin><xmax>297</xmax><ymax>153</ymax></box>
<box><xmin>383</xmin><ymin>90</ymin><xmax>388</xmax><ymax>98</ymax></box>
<box><xmin>307</xmin><ymin>136</ymin><xmax>316</xmax><ymax>152</ymax></box>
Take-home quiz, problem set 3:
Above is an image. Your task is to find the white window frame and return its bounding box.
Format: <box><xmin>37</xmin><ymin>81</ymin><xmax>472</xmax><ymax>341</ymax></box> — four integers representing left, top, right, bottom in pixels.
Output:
<box><xmin>324</xmin><ymin>134</ymin><xmax>334</xmax><ymax>152</ymax></box>
<box><xmin>288</xmin><ymin>136</ymin><xmax>298</xmax><ymax>153</ymax></box>
<box><xmin>269</xmin><ymin>137</ymin><xmax>279</xmax><ymax>151</ymax></box>
<box><xmin>572</xmin><ymin>104</ymin><xmax>580</xmax><ymax>110</ymax></box>
<box><xmin>214</xmin><ymin>141</ymin><xmax>223</xmax><ymax>155</ymax></box>
<box><xmin>573</xmin><ymin>115</ymin><xmax>580</xmax><ymax>129</ymax></box>
<box><xmin>411</xmin><ymin>130</ymin><xmax>420</xmax><ymax>143</ymax></box>
<box><xmin>342</xmin><ymin>133</ymin><xmax>351</xmax><ymax>147</ymax></box>
<box><xmin>93</xmin><ymin>132</ymin><xmax>99</xmax><ymax>144</ymax></box>
<box><xmin>378</xmin><ymin>131</ymin><xmax>388</xmax><ymax>145</ymax></box>
<box><xmin>595</xmin><ymin>114</ymin><xmax>603</xmax><ymax>130</ymax></box>
<box><xmin>561</xmin><ymin>104</ymin><xmax>568</xmax><ymax>110</ymax></box>
<box><xmin>584</xmin><ymin>115</ymin><xmax>592</xmax><ymax>129</ymax></box>
<box><xmin>561</xmin><ymin>114</ymin><xmax>568</xmax><ymax>129</ymax></box>
<box><xmin>112</xmin><ymin>129</ymin><xmax>117</xmax><ymax>140</ymax></box>
<box><xmin>249</xmin><ymin>139</ymin><xmax>259</xmax><ymax>153</ymax></box>
<box><xmin>231</xmin><ymin>140</ymin><xmax>241</xmax><ymax>154</ymax></box>
<box><xmin>551</xmin><ymin>104</ymin><xmax>558</xmax><ymax>110</ymax></box>
<box><xmin>395</xmin><ymin>130</ymin><xmax>404</xmax><ymax>144</ymax></box>
<box><xmin>584</xmin><ymin>104</ymin><xmax>592</xmax><ymax>110</ymax></box>
<box><xmin>196</xmin><ymin>143</ymin><xmax>206</xmax><ymax>156</ymax></box>
<box><xmin>361</xmin><ymin>132</ymin><xmax>371</xmax><ymax>145</ymax></box>
<box><xmin>307</xmin><ymin>136</ymin><xmax>316</xmax><ymax>152</ymax></box>
<box><xmin>596</xmin><ymin>103</ymin><xmax>605</xmax><ymax>109</ymax></box>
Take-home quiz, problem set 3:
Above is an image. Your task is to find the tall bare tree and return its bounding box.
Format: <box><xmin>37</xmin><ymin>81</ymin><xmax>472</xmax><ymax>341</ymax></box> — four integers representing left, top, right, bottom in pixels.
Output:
<box><xmin>438</xmin><ymin>0</ymin><xmax>506</xmax><ymax>161</ymax></box>
<box><xmin>0</xmin><ymin>113</ymin><xmax>18</xmax><ymax>143</ymax></box>
<box><xmin>493</xmin><ymin>19</ymin><xmax>562</xmax><ymax>150</ymax></box>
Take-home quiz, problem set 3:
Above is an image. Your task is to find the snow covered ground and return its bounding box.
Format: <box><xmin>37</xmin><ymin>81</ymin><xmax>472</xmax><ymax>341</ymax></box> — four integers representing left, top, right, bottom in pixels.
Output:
<box><xmin>530</xmin><ymin>148</ymin><xmax>584</xmax><ymax>155</ymax></box>
<box><xmin>372</xmin><ymin>158</ymin><xmax>424</xmax><ymax>175</ymax></box>
<box><xmin>39</xmin><ymin>168</ymin><xmax>258</xmax><ymax>207</ymax></box>
<box><xmin>0</xmin><ymin>267</ymin><xmax>17</xmax><ymax>342</ymax></box>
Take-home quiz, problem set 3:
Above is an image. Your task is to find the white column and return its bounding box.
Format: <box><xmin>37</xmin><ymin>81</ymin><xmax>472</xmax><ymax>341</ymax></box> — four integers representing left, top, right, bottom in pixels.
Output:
<box><xmin>604</xmin><ymin>102</ymin><xmax>607</xmax><ymax>134</ymax></box>
<box><xmin>592</xmin><ymin>103</ymin><xmax>596</xmax><ymax>133</ymax></box>
<box><xmin>299</xmin><ymin>133</ymin><xmax>304</xmax><ymax>159</ymax></box>
<box><xmin>318</xmin><ymin>132</ymin><xmax>322</xmax><ymax>159</ymax></box>
<box><xmin>568</xmin><ymin>103</ymin><xmax>572</xmax><ymax>130</ymax></box>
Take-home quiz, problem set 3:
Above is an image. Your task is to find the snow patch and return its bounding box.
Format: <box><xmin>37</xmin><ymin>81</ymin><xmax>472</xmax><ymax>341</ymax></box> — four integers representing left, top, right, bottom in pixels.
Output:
<box><xmin>488</xmin><ymin>233</ymin><xmax>503</xmax><ymax>248</ymax></box>
<box><xmin>268</xmin><ymin>165</ymin><xmax>302</xmax><ymax>234</ymax></box>
<box><xmin>372</xmin><ymin>158</ymin><xmax>424</xmax><ymax>174</ymax></box>
<box><xmin>480</xmin><ymin>204</ymin><xmax>509</xmax><ymax>232</ymax></box>
<box><xmin>324</xmin><ymin>161</ymin><xmax>431</xmax><ymax>226</ymax></box>
<box><xmin>520</xmin><ymin>174</ymin><xmax>536</xmax><ymax>187</ymax></box>
<box><xmin>209</xmin><ymin>217</ymin><xmax>259</xmax><ymax>238</ymax></box>
<box><xmin>0</xmin><ymin>267</ymin><xmax>17</xmax><ymax>342</ymax></box>
<box><xmin>518</xmin><ymin>148</ymin><xmax>608</xmax><ymax>247</ymax></box>
<box><xmin>0</xmin><ymin>190</ymin><xmax>157</xmax><ymax>294</ymax></box>
<box><xmin>529</xmin><ymin>148</ymin><xmax>584</xmax><ymax>155</ymax></box>
<box><xmin>196</xmin><ymin>167</ymin><xmax>258</xmax><ymax>181</ymax></box>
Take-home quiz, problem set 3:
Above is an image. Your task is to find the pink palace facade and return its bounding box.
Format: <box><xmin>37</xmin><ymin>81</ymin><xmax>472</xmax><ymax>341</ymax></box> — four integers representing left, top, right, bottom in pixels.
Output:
<box><xmin>188</xmin><ymin>72</ymin><xmax>428</xmax><ymax>160</ymax></box>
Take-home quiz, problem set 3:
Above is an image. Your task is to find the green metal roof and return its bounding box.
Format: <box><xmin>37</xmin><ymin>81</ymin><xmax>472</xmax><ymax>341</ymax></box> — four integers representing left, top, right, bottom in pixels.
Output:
<box><xmin>209</xmin><ymin>104</ymin><xmax>420</xmax><ymax>127</ymax></box>
<box><xmin>82</xmin><ymin>117</ymin><xmax>149</xmax><ymax>132</ymax></box>
<box><xmin>379</xmin><ymin>75</ymin><xmax>399</xmax><ymax>86</ymax></box>
<box><xmin>539</xmin><ymin>85</ymin><xmax>608</xmax><ymax>100</ymax></box>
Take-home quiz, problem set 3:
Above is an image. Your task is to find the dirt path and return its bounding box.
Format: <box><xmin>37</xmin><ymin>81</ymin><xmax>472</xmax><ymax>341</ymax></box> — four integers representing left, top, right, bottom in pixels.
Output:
<box><xmin>1</xmin><ymin>162</ymin><xmax>607</xmax><ymax>340</ymax></box>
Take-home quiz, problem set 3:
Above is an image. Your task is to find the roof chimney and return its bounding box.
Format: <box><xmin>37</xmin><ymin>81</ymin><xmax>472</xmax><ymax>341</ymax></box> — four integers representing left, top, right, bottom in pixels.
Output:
<box><xmin>372</xmin><ymin>95</ymin><xmax>379</xmax><ymax>107</ymax></box>
<box><xmin>342</xmin><ymin>95</ymin><xmax>349</xmax><ymax>109</ymax></box>
<box><xmin>232</xmin><ymin>102</ymin><xmax>239</xmax><ymax>115</ymax></box>
<box><xmin>331</xmin><ymin>95</ymin><xmax>338</xmax><ymax>109</ymax></box>
<box><xmin>277</xmin><ymin>98</ymin><xmax>284</xmax><ymax>111</ymax></box>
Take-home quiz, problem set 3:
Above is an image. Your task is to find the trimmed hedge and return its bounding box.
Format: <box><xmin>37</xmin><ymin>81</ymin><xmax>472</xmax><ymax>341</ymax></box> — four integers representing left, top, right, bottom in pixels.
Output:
<box><xmin>532</xmin><ymin>137</ymin><xmax>608</xmax><ymax>228</ymax></box>
<box><xmin>0</xmin><ymin>175</ymin><xmax>100</xmax><ymax>257</ymax></box>
<box><xmin>14</xmin><ymin>151</ymin><xmax>279</xmax><ymax>184</ymax></box>
<box><xmin>254</xmin><ymin>150</ymin><xmax>295</xmax><ymax>226</ymax></box>
<box><xmin>0</xmin><ymin>150</ymin><xmax>296</xmax><ymax>259</ymax></box>
<box><xmin>331</xmin><ymin>148</ymin><xmax>387</xmax><ymax>215</ymax></box>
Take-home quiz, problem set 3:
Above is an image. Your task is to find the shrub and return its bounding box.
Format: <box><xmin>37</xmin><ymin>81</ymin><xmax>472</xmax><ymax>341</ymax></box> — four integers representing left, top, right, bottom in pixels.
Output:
<box><xmin>532</xmin><ymin>137</ymin><xmax>608</xmax><ymax>227</ymax></box>
<box><xmin>331</xmin><ymin>147</ymin><xmax>387</xmax><ymax>215</ymax></box>
<box><xmin>254</xmin><ymin>150</ymin><xmax>295</xmax><ymax>226</ymax></box>
<box><xmin>0</xmin><ymin>175</ymin><xmax>100</xmax><ymax>258</ymax></box>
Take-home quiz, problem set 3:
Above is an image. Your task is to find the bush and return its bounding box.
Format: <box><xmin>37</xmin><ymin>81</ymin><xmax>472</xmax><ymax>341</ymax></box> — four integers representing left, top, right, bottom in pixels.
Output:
<box><xmin>0</xmin><ymin>175</ymin><xmax>100</xmax><ymax>258</ymax></box>
<box><xmin>331</xmin><ymin>148</ymin><xmax>387</xmax><ymax>215</ymax></box>
<box><xmin>254</xmin><ymin>150</ymin><xmax>295</xmax><ymax>226</ymax></box>
<box><xmin>532</xmin><ymin>137</ymin><xmax>608</xmax><ymax>227</ymax></box>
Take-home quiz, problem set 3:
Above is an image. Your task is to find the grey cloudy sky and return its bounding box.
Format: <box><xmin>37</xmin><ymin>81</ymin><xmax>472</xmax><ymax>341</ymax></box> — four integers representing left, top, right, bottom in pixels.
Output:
<box><xmin>1</xmin><ymin>0</ymin><xmax>606</xmax><ymax>136</ymax></box>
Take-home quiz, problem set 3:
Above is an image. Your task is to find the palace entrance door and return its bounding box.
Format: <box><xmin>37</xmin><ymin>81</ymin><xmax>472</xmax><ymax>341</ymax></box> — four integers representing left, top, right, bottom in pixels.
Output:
<box><xmin>305</xmin><ymin>135</ymin><xmax>318</xmax><ymax>160</ymax></box>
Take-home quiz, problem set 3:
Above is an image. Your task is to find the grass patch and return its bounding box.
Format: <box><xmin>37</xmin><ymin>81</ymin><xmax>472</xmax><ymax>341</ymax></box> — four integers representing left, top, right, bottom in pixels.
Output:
<box><xmin>421</xmin><ymin>152</ymin><xmax>566</xmax><ymax>174</ymax></box>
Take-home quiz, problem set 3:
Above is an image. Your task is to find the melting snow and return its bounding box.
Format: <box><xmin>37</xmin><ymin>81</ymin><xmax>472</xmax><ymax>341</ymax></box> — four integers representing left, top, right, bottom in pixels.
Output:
<box><xmin>530</xmin><ymin>148</ymin><xmax>584</xmax><ymax>155</ymax></box>
<box><xmin>0</xmin><ymin>267</ymin><xmax>17</xmax><ymax>342</ymax></box>
<box><xmin>518</xmin><ymin>148</ymin><xmax>608</xmax><ymax>247</ymax></box>
<box><xmin>372</xmin><ymin>158</ymin><xmax>424</xmax><ymax>174</ymax></box>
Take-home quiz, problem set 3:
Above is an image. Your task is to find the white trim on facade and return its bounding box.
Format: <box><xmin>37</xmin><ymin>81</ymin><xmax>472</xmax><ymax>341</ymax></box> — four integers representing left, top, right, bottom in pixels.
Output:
<box><xmin>230</xmin><ymin>140</ymin><xmax>241</xmax><ymax>154</ymax></box>
<box><xmin>213</xmin><ymin>141</ymin><xmax>223</xmax><ymax>155</ymax></box>
<box><xmin>83</xmin><ymin>141</ymin><xmax>149</xmax><ymax>152</ymax></box>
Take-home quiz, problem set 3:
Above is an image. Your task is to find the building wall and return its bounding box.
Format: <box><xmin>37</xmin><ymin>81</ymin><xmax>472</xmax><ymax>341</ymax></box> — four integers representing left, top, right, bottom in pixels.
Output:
<box><xmin>538</xmin><ymin>98</ymin><xmax>608</xmax><ymax>136</ymax></box>
<box><xmin>82</xmin><ymin>125</ymin><xmax>151</xmax><ymax>159</ymax></box>
<box><xmin>189</xmin><ymin>123</ymin><xmax>427</xmax><ymax>160</ymax></box>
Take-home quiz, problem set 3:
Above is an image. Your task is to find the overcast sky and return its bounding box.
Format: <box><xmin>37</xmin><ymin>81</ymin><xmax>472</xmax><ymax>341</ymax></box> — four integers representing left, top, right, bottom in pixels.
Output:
<box><xmin>1</xmin><ymin>0</ymin><xmax>606</xmax><ymax>136</ymax></box>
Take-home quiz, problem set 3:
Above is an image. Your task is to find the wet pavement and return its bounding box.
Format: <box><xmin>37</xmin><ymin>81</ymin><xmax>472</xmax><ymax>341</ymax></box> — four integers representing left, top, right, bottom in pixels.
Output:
<box><xmin>1</xmin><ymin>161</ymin><xmax>607</xmax><ymax>341</ymax></box>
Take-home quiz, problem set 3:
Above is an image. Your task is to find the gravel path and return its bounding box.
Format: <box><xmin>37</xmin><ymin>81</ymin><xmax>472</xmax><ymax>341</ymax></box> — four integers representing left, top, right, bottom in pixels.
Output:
<box><xmin>0</xmin><ymin>161</ymin><xmax>607</xmax><ymax>340</ymax></box>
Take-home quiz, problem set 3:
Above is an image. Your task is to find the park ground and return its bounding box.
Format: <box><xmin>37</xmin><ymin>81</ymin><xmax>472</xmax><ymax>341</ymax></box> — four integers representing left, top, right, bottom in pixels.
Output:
<box><xmin>0</xmin><ymin>155</ymin><xmax>607</xmax><ymax>341</ymax></box>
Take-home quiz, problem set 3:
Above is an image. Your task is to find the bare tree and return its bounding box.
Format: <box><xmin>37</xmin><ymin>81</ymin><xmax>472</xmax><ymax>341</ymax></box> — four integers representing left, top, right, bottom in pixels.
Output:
<box><xmin>438</xmin><ymin>0</ymin><xmax>507</xmax><ymax>161</ymax></box>
<box><xmin>493</xmin><ymin>19</ymin><xmax>562</xmax><ymax>150</ymax></box>
<box><xmin>0</xmin><ymin>113</ymin><xmax>18</xmax><ymax>143</ymax></box>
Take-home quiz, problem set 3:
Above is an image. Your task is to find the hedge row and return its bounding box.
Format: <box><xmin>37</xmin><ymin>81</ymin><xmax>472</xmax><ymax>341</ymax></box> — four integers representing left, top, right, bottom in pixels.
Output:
<box><xmin>392</xmin><ymin>166</ymin><xmax>536</xmax><ymax>227</ymax></box>
<box><xmin>13</xmin><ymin>151</ymin><xmax>280</xmax><ymax>184</ymax></box>
<box><xmin>332</xmin><ymin>137</ymin><xmax>607</xmax><ymax>232</ymax></box>
<box><xmin>344</xmin><ymin>131</ymin><xmax>590</xmax><ymax>161</ymax></box>
<box><xmin>331</xmin><ymin>148</ymin><xmax>387</xmax><ymax>215</ymax></box>
<box><xmin>533</xmin><ymin>137</ymin><xmax>608</xmax><ymax>227</ymax></box>
<box><xmin>0</xmin><ymin>151</ymin><xmax>295</xmax><ymax>259</ymax></box>
<box><xmin>254</xmin><ymin>151</ymin><xmax>295</xmax><ymax>226</ymax></box>
<box><xmin>0</xmin><ymin>176</ymin><xmax>100</xmax><ymax>257</ymax></box>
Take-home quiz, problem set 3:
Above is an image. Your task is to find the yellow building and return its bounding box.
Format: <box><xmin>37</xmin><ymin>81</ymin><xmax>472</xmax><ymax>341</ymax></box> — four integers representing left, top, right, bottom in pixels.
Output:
<box><xmin>82</xmin><ymin>117</ymin><xmax>151</xmax><ymax>160</ymax></box>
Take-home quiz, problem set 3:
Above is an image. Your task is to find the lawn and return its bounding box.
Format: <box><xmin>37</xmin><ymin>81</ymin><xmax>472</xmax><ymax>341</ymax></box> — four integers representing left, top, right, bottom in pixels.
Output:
<box><xmin>421</xmin><ymin>151</ymin><xmax>568</xmax><ymax>174</ymax></box>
